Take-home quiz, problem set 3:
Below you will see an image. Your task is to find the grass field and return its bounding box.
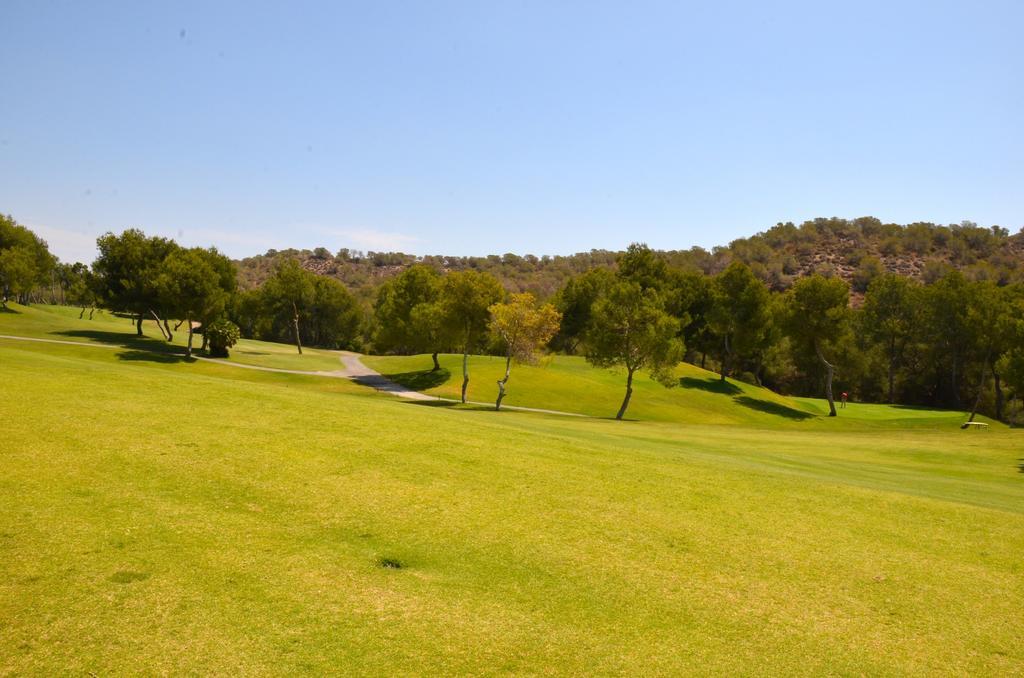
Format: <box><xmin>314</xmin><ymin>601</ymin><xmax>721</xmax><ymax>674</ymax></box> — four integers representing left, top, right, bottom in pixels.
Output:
<box><xmin>0</xmin><ymin>303</ymin><xmax>347</xmax><ymax>372</ymax></box>
<box><xmin>2</xmin><ymin>305</ymin><xmax>1022</xmax><ymax>674</ymax></box>
<box><xmin>364</xmin><ymin>353</ymin><xmax>992</xmax><ymax>429</ymax></box>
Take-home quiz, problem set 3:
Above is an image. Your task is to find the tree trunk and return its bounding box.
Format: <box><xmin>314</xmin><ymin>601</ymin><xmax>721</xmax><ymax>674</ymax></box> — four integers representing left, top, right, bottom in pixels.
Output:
<box><xmin>292</xmin><ymin>301</ymin><xmax>303</xmax><ymax>354</ymax></box>
<box><xmin>720</xmin><ymin>335</ymin><xmax>731</xmax><ymax>382</ymax></box>
<box><xmin>79</xmin><ymin>306</ymin><xmax>85</xmax><ymax>319</ymax></box>
<box><xmin>616</xmin><ymin>368</ymin><xmax>636</xmax><ymax>420</ymax></box>
<box><xmin>700</xmin><ymin>352</ymin><xmax>706</xmax><ymax>369</ymax></box>
<box><xmin>887</xmin><ymin>337</ymin><xmax>896</xmax><ymax>404</ymax></box>
<box><xmin>815</xmin><ymin>340</ymin><xmax>837</xmax><ymax>417</ymax></box>
<box><xmin>495</xmin><ymin>354</ymin><xmax>513</xmax><ymax>411</ymax></box>
<box><xmin>460</xmin><ymin>349</ymin><xmax>469</xmax><ymax>403</ymax></box>
<box><xmin>185</xmin><ymin>316</ymin><xmax>194</xmax><ymax>358</ymax></box>
<box><xmin>150</xmin><ymin>310</ymin><xmax>170</xmax><ymax>341</ymax></box>
<box><xmin>951</xmin><ymin>359</ymin><xmax>960</xmax><ymax>408</ymax></box>
<box><xmin>164</xmin><ymin>319</ymin><xmax>174</xmax><ymax>342</ymax></box>
<box><xmin>201</xmin><ymin>331</ymin><xmax>208</xmax><ymax>351</ymax></box>
<box><xmin>966</xmin><ymin>350</ymin><xmax>991</xmax><ymax>423</ymax></box>
<box><xmin>136</xmin><ymin>315</ymin><xmax>144</xmax><ymax>336</ymax></box>
<box><xmin>431</xmin><ymin>352</ymin><xmax>440</xmax><ymax>371</ymax></box>
<box><xmin>88</xmin><ymin>306</ymin><xmax>95</xmax><ymax>319</ymax></box>
<box><xmin>994</xmin><ymin>371</ymin><xmax>1004</xmax><ymax>421</ymax></box>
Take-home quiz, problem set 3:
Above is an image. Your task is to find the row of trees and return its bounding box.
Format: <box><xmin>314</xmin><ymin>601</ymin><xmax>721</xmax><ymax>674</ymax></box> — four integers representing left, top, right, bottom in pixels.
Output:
<box><xmin>0</xmin><ymin>214</ymin><xmax>56</xmax><ymax>307</ymax></box>
<box><xmin>4</xmin><ymin>214</ymin><xmax>1023</xmax><ymax>422</ymax></box>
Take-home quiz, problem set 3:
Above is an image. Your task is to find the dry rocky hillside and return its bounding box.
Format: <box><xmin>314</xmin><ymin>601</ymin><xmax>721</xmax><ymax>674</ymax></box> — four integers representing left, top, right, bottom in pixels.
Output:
<box><xmin>235</xmin><ymin>217</ymin><xmax>1024</xmax><ymax>304</ymax></box>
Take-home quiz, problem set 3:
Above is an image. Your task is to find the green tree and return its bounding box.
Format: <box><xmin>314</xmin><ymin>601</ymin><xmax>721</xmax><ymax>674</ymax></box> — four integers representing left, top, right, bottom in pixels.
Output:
<box><xmin>860</xmin><ymin>274</ymin><xmax>920</xmax><ymax>403</ymax></box>
<box><xmin>156</xmin><ymin>248</ymin><xmax>226</xmax><ymax>357</ymax></box>
<box><xmin>782</xmin><ymin>275</ymin><xmax>850</xmax><ymax>416</ymax></box>
<box><xmin>551</xmin><ymin>267</ymin><xmax>614</xmax><ymax>354</ymax></box>
<box><xmin>585</xmin><ymin>281</ymin><xmax>683</xmax><ymax>420</ymax></box>
<box><xmin>488</xmin><ymin>293</ymin><xmax>561</xmax><ymax>410</ymax></box>
<box><xmin>617</xmin><ymin>242</ymin><xmax>669</xmax><ymax>292</ymax></box>
<box><xmin>373</xmin><ymin>264</ymin><xmax>443</xmax><ymax>365</ymax></box>
<box><xmin>93</xmin><ymin>229</ymin><xmax>178</xmax><ymax>336</ymax></box>
<box><xmin>206</xmin><ymin>319</ymin><xmax>241</xmax><ymax>358</ymax></box>
<box><xmin>262</xmin><ymin>258</ymin><xmax>316</xmax><ymax>354</ymax></box>
<box><xmin>920</xmin><ymin>271</ymin><xmax>973</xmax><ymax>408</ymax></box>
<box><xmin>308</xmin><ymin>276</ymin><xmax>361</xmax><ymax>349</ymax></box>
<box><xmin>962</xmin><ymin>281</ymin><xmax>1004</xmax><ymax>423</ymax></box>
<box><xmin>707</xmin><ymin>262</ymin><xmax>771</xmax><ymax>382</ymax></box>
<box><xmin>439</xmin><ymin>270</ymin><xmax>504</xmax><ymax>403</ymax></box>
<box><xmin>0</xmin><ymin>214</ymin><xmax>55</xmax><ymax>306</ymax></box>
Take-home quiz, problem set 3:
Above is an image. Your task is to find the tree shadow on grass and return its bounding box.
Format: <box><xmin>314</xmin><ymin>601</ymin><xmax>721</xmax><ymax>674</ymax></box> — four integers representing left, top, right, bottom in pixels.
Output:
<box><xmin>54</xmin><ymin>329</ymin><xmax>182</xmax><ymax>354</ymax></box>
<box><xmin>53</xmin><ymin>329</ymin><xmax>193</xmax><ymax>364</ymax></box>
<box><xmin>116</xmin><ymin>350</ymin><xmax>191</xmax><ymax>364</ymax></box>
<box><xmin>0</xmin><ymin>306</ymin><xmax>20</xmax><ymax>314</ymax></box>
<box><xmin>381</xmin><ymin>368</ymin><xmax>451</xmax><ymax>391</ymax></box>
<box><xmin>680</xmin><ymin>376</ymin><xmax>742</xmax><ymax>395</ymax></box>
<box><xmin>733</xmin><ymin>395</ymin><xmax>814</xmax><ymax>420</ymax></box>
<box><xmin>401</xmin><ymin>400</ymin><xmax>495</xmax><ymax>412</ymax></box>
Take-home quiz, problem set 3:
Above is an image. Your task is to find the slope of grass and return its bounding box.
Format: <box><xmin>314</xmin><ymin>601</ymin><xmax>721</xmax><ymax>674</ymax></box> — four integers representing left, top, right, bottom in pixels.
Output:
<box><xmin>0</xmin><ymin>303</ymin><xmax>347</xmax><ymax>371</ymax></box>
<box><xmin>365</xmin><ymin>353</ymin><xmax>987</xmax><ymax>429</ymax></box>
<box><xmin>1</xmin><ymin>320</ymin><xmax>1022</xmax><ymax>674</ymax></box>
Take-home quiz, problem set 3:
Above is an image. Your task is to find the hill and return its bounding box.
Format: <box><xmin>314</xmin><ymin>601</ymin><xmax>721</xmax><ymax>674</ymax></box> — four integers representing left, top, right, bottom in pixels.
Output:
<box><xmin>364</xmin><ymin>353</ymin><xmax>986</xmax><ymax>429</ymax></box>
<box><xmin>2</xmin><ymin>305</ymin><xmax>1023</xmax><ymax>674</ymax></box>
<box><xmin>235</xmin><ymin>217</ymin><xmax>1024</xmax><ymax>303</ymax></box>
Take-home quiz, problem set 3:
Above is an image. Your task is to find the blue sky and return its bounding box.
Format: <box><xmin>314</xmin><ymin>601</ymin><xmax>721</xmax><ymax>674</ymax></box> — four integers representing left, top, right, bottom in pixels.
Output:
<box><xmin>1</xmin><ymin>1</ymin><xmax>1021</xmax><ymax>263</ymax></box>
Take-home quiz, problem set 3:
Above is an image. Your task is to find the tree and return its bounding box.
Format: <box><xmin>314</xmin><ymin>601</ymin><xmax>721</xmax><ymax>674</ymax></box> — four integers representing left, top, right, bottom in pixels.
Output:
<box><xmin>920</xmin><ymin>271</ymin><xmax>973</xmax><ymax>408</ymax></box>
<box><xmin>197</xmin><ymin>247</ymin><xmax>237</xmax><ymax>342</ymax></box>
<box><xmin>0</xmin><ymin>247</ymin><xmax>36</xmax><ymax>307</ymax></box>
<box><xmin>261</xmin><ymin>258</ymin><xmax>316</xmax><ymax>353</ymax></box>
<box><xmin>0</xmin><ymin>214</ymin><xmax>55</xmax><ymax>306</ymax></box>
<box><xmin>551</xmin><ymin>267</ymin><xmax>614</xmax><ymax>354</ymax></box>
<box><xmin>707</xmin><ymin>262</ymin><xmax>771</xmax><ymax>382</ymax></box>
<box><xmin>860</xmin><ymin>275</ymin><xmax>919</xmax><ymax>403</ymax></box>
<box><xmin>438</xmin><ymin>270</ymin><xmax>504</xmax><ymax>403</ymax></box>
<box><xmin>962</xmin><ymin>281</ymin><xmax>1004</xmax><ymax>424</ymax></box>
<box><xmin>782</xmin><ymin>275</ymin><xmax>849</xmax><ymax>416</ymax></box>
<box><xmin>373</xmin><ymin>264</ymin><xmax>443</xmax><ymax>365</ymax></box>
<box><xmin>585</xmin><ymin>281</ymin><xmax>683</xmax><ymax>420</ymax></box>
<box><xmin>488</xmin><ymin>293</ymin><xmax>561</xmax><ymax>410</ymax></box>
<box><xmin>155</xmin><ymin>248</ymin><xmax>225</xmax><ymax>357</ymax></box>
<box><xmin>617</xmin><ymin>242</ymin><xmax>670</xmax><ymax>292</ymax></box>
<box><xmin>66</xmin><ymin>266</ymin><xmax>100</xmax><ymax>318</ymax></box>
<box><xmin>996</xmin><ymin>288</ymin><xmax>1024</xmax><ymax>419</ymax></box>
<box><xmin>206</xmin><ymin>319</ymin><xmax>241</xmax><ymax>358</ymax></box>
<box><xmin>308</xmin><ymin>276</ymin><xmax>361</xmax><ymax>349</ymax></box>
<box><xmin>93</xmin><ymin>229</ymin><xmax>178</xmax><ymax>336</ymax></box>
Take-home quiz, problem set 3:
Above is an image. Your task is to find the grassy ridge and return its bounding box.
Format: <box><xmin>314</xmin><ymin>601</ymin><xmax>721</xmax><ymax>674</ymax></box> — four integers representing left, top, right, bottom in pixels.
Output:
<box><xmin>0</xmin><ymin>303</ymin><xmax>347</xmax><ymax>372</ymax></box>
<box><xmin>1</xmin><ymin>309</ymin><xmax>1022</xmax><ymax>673</ymax></box>
<box><xmin>365</xmin><ymin>353</ymin><xmax>988</xmax><ymax>429</ymax></box>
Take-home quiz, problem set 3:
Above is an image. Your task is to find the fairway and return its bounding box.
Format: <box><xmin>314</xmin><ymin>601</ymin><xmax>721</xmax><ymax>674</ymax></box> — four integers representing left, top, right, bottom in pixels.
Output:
<box><xmin>2</xmin><ymin>309</ymin><xmax>1023</xmax><ymax>675</ymax></box>
<box><xmin>365</xmin><ymin>353</ymin><xmax>992</xmax><ymax>429</ymax></box>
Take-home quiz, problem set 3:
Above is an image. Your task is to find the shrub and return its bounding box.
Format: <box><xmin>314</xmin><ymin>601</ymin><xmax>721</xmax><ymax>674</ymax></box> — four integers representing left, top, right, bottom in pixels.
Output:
<box><xmin>206</xmin><ymin>319</ymin><xmax>241</xmax><ymax>357</ymax></box>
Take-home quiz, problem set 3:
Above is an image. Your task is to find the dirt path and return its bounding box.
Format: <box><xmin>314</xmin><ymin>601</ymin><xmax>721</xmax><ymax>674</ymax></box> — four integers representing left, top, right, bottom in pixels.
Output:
<box><xmin>1</xmin><ymin>334</ymin><xmax>584</xmax><ymax>417</ymax></box>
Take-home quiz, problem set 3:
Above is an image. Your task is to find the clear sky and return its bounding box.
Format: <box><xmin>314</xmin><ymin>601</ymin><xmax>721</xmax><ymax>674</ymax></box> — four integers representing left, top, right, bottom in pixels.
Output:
<box><xmin>1</xmin><ymin>1</ymin><xmax>1021</xmax><ymax>264</ymax></box>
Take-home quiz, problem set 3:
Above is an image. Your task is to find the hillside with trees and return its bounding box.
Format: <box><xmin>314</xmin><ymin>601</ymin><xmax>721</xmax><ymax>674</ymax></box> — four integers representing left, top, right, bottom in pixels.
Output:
<box><xmin>4</xmin><ymin>212</ymin><xmax>1024</xmax><ymax>424</ymax></box>
<box><xmin>235</xmin><ymin>217</ymin><xmax>1024</xmax><ymax>305</ymax></box>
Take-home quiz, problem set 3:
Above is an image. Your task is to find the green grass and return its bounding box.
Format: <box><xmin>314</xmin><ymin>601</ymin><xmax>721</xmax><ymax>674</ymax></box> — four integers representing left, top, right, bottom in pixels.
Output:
<box><xmin>2</xmin><ymin>309</ymin><xmax>1023</xmax><ymax>674</ymax></box>
<box><xmin>0</xmin><ymin>303</ymin><xmax>347</xmax><ymax>371</ymax></box>
<box><xmin>365</xmin><ymin>353</ymin><xmax>989</xmax><ymax>429</ymax></box>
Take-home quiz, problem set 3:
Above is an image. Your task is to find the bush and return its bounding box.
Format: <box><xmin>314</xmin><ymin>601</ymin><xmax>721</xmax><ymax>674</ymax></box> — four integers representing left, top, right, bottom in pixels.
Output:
<box><xmin>206</xmin><ymin>319</ymin><xmax>241</xmax><ymax>357</ymax></box>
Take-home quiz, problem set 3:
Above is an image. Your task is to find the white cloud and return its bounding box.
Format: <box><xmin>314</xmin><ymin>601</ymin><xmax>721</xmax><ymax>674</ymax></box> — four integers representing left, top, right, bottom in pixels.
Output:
<box><xmin>26</xmin><ymin>222</ymin><xmax>101</xmax><ymax>264</ymax></box>
<box><xmin>312</xmin><ymin>226</ymin><xmax>421</xmax><ymax>252</ymax></box>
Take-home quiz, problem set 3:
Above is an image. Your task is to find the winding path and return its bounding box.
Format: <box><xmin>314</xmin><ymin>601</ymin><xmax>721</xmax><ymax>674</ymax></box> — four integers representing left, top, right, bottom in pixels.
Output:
<box><xmin>0</xmin><ymin>334</ymin><xmax>583</xmax><ymax>417</ymax></box>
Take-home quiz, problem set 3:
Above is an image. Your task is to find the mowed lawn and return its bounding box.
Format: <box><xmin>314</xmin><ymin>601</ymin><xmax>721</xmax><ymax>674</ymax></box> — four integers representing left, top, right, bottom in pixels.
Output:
<box><xmin>0</xmin><ymin>303</ymin><xmax>348</xmax><ymax>372</ymax></box>
<box><xmin>365</xmin><ymin>353</ymin><xmax>989</xmax><ymax>429</ymax></box>
<box><xmin>2</xmin><ymin>315</ymin><xmax>1023</xmax><ymax>674</ymax></box>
